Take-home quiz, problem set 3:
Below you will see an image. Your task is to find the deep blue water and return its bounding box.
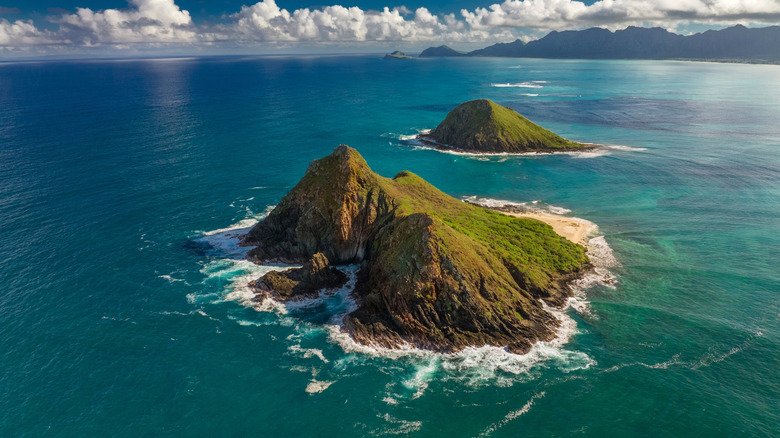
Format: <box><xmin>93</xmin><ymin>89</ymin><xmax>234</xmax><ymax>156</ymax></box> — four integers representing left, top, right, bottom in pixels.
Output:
<box><xmin>1</xmin><ymin>55</ymin><xmax>778</xmax><ymax>436</ymax></box>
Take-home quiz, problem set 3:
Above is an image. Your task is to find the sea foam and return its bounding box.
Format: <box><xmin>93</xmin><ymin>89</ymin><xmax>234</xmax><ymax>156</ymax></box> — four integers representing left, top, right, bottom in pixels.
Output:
<box><xmin>196</xmin><ymin>204</ymin><xmax>614</xmax><ymax>394</ymax></box>
<box><xmin>397</xmin><ymin>133</ymin><xmax>647</xmax><ymax>160</ymax></box>
<box><xmin>491</xmin><ymin>82</ymin><xmax>545</xmax><ymax>88</ymax></box>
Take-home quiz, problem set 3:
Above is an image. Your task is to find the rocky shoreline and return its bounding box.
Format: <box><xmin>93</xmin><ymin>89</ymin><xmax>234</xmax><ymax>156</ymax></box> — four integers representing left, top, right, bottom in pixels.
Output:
<box><xmin>415</xmin><ymin>135</ymin><xmax>600</xmax><ymax>155</ymax></box>
<box><xmin>240</xmin><ymin>145</ymin><xmax>593</xmax><ymax>354</ymax></box>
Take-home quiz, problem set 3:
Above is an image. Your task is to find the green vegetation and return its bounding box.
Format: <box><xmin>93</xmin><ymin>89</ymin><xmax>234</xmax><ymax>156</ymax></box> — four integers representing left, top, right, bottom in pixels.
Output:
<box><xmin>425</xmin><ymin>99</ymin><xmax>591</xmax><ymax>153</ymax></box>
<box><xmin>246</xmin><ymin>145</ymin><xmax>590</xmax><ymax>353</ymax></box>
<box><xmin>375</xmin><ymin>169</ymin><xmax>587</xmax><ymax>288</ymax></box>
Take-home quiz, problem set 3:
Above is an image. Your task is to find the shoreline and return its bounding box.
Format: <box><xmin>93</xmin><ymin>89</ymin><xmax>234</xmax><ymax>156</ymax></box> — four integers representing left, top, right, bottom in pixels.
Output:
<box><xmin>415</xmin><ymin>135</ymin><xmax>601</xmax><ymax>155</ymax></box>
<box><xmin>501</xmin><ymin>210</ymin><xmax>597</xmax><ymax>246</ymax></box>
<box><xmin>465</xmin><ymin>199</ymin><xmax>598</xmax><ymax>246</ymax></box>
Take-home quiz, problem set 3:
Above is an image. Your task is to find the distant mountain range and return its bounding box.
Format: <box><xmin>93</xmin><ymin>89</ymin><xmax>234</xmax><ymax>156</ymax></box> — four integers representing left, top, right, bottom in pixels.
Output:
<box><xmin>420</xmin><ymin>25</ymin><xmax>780</xmax><ymax>63</ymax></box>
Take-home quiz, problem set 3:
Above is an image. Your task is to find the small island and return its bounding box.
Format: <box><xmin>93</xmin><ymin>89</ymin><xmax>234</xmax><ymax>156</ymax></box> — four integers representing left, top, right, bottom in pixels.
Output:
<box><xmin>419</xmin><ymin>45</ymin><xmax>468</xmax><ymax>58</ymax></box>
<box><xmin>383</xmin><ymin>50</ymin><xmax>414</xmax><ymax>60</ymax></box>
<box><xmin>241</xmin><ymin>145</ymin><xmax>591</xmax><ymax>354</ymax></box>
<box><xmin>418</xmin><ymin>99</ymin><xmax>594</xmax><ymax>153</ymax></box>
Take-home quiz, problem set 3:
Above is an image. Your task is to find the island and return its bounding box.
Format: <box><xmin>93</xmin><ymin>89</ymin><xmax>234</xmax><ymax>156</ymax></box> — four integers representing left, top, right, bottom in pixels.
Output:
<box><xmin>417</xmin><ymin>25</ymin><xmax>780</xmax><ymax>64</ymax></box>
<box><xmin>417</xmin><ymin>99</ymin><xmax>592</xmax><ymax>153</ymax></box>
<box><xmin>241</xmin><ymin>145</ymin><xmax>591</xmax><ymax>354</ymax></box>
<box><xmin>418</xmin><ymin>45</ymin><xmax>468</xmax><ymax>58</ymax></box>
<box><xmin>383</xmin><ymin>50</ymin><xmax>414</xmax><ymax>60</ymax></box>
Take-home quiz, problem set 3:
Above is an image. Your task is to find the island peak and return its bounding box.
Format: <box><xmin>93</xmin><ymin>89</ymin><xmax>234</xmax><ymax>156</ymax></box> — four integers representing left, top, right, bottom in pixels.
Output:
<box><xmin>384</xmin><ymin>50</ymin><xmax>414</xmax><ymax>59</ymax></box>
<box><xmin>419</xmin><ymin>99</ymin><xmax>592</xmax><ymax>153</ymax></box>
<box><xmin>243</xmin><ymin>145</ymin><xmax>591</xmax><ymax>354</ymax></box>
<box><xmin>419</xmin><ymin>45</ymin><xmax>468</xmax><ymax>57</ymax></box>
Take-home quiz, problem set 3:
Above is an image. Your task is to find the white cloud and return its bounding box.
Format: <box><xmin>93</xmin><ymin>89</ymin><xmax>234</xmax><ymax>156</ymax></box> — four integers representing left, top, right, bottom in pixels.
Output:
<box><xmin>462</xmin><ymin>0</ymin><xmax>780</xmax><ymax>32</ymax></box>
<box><xmin>0</xmin><ymin>0</ymin><xmax>779</xmax><ymax>52</ymax></box>
<box><xmin>229</xmin><ymin>0</ymin><xmax>497</xmax><ymax>43</ymax></box>
<box><xmin>55</xmin><ymin>0</ymin><xmax>197</xmax><ymax>45</ymax></box>
<box><xmin>0</xmin><ymin>19</ymin><xmax>54</xmax><ymax>46</ymax></box>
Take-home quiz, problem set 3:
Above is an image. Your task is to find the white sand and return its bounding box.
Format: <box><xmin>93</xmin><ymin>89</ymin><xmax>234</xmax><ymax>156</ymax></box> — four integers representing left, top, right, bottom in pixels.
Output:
<box><xmin>501</xmin><ymin>211</ymin><xmax>597</xmax><ymax>245</ymax></box>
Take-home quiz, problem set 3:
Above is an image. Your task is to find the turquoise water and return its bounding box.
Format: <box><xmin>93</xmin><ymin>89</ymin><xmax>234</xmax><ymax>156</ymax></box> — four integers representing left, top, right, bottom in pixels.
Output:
<box><xmin>1</xmin><ymin>56</ymin><xmax>778</xmax><ymax>436</ymax></box>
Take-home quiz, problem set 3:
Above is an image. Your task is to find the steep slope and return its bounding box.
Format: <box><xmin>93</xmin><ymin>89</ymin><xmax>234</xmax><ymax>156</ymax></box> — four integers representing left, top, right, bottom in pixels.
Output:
<box><xmin>468</xmin><ymin>39</ymin><xmax>525</xmax><ymax>57</ymax></box>
<box><xmin>468</xmin><ymin>25</ymin><xmax>780</xmax><ymax>62</ymax></box>
<box><xmin>384</xmin><ymin>51</ymin><xmax>414</xmax><ymax>59</ymax></box>
<box><xmin>420</xmin><ymin>99</ymin><xmax>589</xmax><ymax>153</ymax></box>
<box><xmin>243</xmin><ymin>145</ymin><xmax>590</xmax><ymax>353</ymax></box>
<box><xmin>419</xmin><ymin>45</ymin><xmax>468</xmax><ymax>57</ymax></box>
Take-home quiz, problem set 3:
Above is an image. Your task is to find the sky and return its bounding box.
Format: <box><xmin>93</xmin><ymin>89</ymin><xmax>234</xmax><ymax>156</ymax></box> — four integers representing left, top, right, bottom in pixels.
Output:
<box><xmin>1</xmin><ymin>0</ymin><xmax>779</xmax><ymax>58</ymax></box>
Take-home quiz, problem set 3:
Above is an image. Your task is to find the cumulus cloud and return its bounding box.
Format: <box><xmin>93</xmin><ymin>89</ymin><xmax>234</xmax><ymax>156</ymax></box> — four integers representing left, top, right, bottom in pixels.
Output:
<box><xmin>55</xmin><ymin>0</ymin><xmax>198</xmax><ymax>45</ymax></box>
<box><xmin>462</xmin><ymin>0</ymin><xmax>780</xmax><ymax>32</ymax></box>
<box><xmin>0</xmin><ymin>19</ymin><xmax>54</xmax><ymax>46</ymax></box>
<box><xmin>229</xmin><ymin>0</ymin><xmax>500</xmax><ymax>43</ymax></box>
<box><xmin>0</xmin><ymin>0</ymin><xmax>779</xmax><ymax>52</ymax></box>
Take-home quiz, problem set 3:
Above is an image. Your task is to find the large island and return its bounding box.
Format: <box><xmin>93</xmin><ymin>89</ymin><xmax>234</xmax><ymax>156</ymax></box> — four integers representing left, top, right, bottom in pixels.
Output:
<box><xmin>241</xmin><ymin>145</ymin><xmax>591</xmax><ymax>354</ymax></box>
<box><xmin>418</xmin><ymin>99</ymin><xmax>592</xmax><ymax>153</ymax></box>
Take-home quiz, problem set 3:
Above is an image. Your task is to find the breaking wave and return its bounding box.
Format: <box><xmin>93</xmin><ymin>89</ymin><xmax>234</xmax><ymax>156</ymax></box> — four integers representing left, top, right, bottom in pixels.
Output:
<box><xmin>191</xmin><ymin>203</ymin><xmax>618</xmax><ymax>394</ymax></box>
<box><xmin>491</xmin><ymin>82</ymin><xmax>545</xmax><ymax>88</ymax></box>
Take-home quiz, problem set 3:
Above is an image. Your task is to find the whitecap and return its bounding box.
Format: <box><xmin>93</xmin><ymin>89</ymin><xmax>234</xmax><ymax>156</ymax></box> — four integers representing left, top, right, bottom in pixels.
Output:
<box><xmin>491</xmin><ymin>82</ymin><xmax>544</xmax><ymax>88</ymax></box>
<box><xmin>158</xmin><ymin>274</ymin><xmax>187</xmax><ymax>283</ymax></box>
<box><xmin>606</xmin><ymin>144</ymin><xmax>648</xmax><ymax>152</ymax></box>
<box><xmin>289</xmin><ymin>344</ymin><xmax>329</xmax><ymax>363</ymax></box>
<box><xmin>397</xmin><ymin>128</ymin><xmax>432</xmax><ymax>142</ymax></box>
<box><xmin>546</xmin><ymin>204</ymin><xmax>572</xmax><ymax>215</ymax></box>
<box><xmin>375</xmin><ymin>414</ymin><xmax>423</xmax><ymax>435</ymax></box>
<box><xmin>305</xmin><ymin>379</ymin><xmax>334</xmax><ymax>394</ymax></box>
<box><xmin>382</xmin><ymin>397</ymin><xmax>399</xmax><ymax>405</ymax></box>
<box><xmin>401</xmin><ymin>357</ymin><xmax>439</xmax><ymax>399</ymax></box>
<box><xmin>566</xmin><ymin>144</ymin><xmax>647</xmax><ymax>158</ymax></box>
<box><xmin>477</xmin><ymin>391</ymin><xmax>546</xmax><ymax>437</ymax></box>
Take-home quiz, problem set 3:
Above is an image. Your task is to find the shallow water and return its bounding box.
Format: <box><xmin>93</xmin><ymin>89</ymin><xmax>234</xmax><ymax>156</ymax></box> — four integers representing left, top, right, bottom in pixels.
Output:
<box><xmin>0</xmin><ymin>56</ymin><xmax>778</xmax><ymax>436</ymax></box>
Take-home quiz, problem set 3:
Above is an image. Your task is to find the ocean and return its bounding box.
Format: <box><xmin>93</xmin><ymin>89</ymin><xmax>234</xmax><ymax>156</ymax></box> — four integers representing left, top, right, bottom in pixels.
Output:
<box><xmin>0</xmin><ymin>55</ymin><xmax>778</xmax><ymax>436</ymax></box>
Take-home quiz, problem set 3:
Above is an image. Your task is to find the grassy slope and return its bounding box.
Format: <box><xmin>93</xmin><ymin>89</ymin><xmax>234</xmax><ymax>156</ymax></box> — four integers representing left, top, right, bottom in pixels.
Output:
<box><xmin>378</xmin><ymin>169</ymin><xmax>587</xmax><ymax>290</ymax></box>
<box><xmin>431</xmin><ymin>99</ymin><xmax>587</xmax><ymax>152</ymax></box>
<box><xmin>271</xmin><ymin>146</ymin><xmax>587</xmax><ymax>290</ymax></box>
<box><xmin>248</xmin><ymin>146</ymin><xmax>590</xmax><ymax>351</ymax></box>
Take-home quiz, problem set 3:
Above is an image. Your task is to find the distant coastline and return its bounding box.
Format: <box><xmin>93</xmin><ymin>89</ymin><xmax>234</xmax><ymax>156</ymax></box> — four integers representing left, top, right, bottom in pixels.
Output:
<box><xmin>403</xmin><ymin>25</ymin><xmax>780</xmax><ymax>65</ymax></box>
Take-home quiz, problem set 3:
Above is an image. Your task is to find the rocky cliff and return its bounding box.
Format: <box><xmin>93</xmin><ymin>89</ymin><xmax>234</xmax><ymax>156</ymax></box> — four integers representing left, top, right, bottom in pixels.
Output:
<box><xmin>243</xmin><ymin>145</ymin><xmax>590</xmax><ymax>353</ymax></box>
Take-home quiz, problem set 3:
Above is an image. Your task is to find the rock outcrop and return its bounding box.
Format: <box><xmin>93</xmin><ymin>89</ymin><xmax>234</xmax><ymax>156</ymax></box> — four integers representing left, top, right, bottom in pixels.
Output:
<box><xmin>420</xmin><ymin>99</ymin><xmax>592</xmax><ymax>153</ymax></box>
<box><xmin>252</xmin><ymin>253</ymin><xmax>347</xmax><ymax>300</ymax></box>
<box><xmin>243</xmin><ymin>145</ymin><xmax>590</xmax><ymax>353</ymax></box>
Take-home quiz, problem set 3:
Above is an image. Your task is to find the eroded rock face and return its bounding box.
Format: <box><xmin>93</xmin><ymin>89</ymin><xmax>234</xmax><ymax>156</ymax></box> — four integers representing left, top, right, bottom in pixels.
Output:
<box><xmin>252</xmin><ymin>253</ymin><xmax>347</xmax><ymax>300</ymax></box>
<box><xmin>242</xmin><ymin>145</ymin><xmax>590</xmax><ymax>354</ymax></box>
<box><xmin>244</xmin><ymin>145</ymin><xmax>395</xmax><ymax>264</ymax></box>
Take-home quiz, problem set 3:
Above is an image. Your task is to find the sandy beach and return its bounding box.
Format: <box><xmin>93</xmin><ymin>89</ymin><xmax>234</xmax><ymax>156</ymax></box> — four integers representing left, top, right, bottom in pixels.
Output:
<box><xmin>501</xmin><ymin>211</ymin><xmax>597</xmax><ymax>246</ymax></box>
